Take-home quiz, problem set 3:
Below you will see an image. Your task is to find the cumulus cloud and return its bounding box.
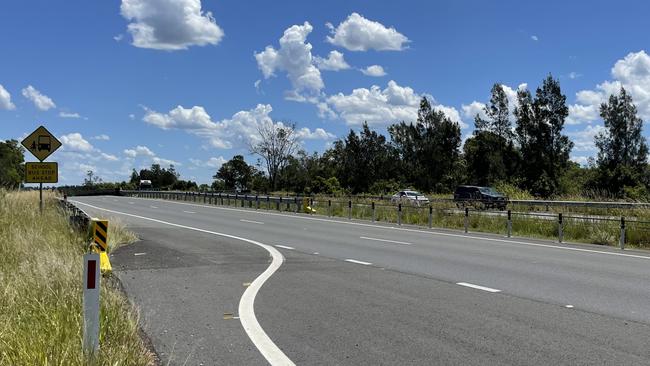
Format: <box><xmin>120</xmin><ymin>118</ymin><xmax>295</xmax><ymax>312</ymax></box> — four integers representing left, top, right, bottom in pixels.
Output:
<box><xmin>58</xmin><ymin>111</ymin><xmax>81</xmax><ymax>119</ymax></box>
<box><xmin>142</xmin><ymin>103</ymin><xmax>337</xmax><ymax>149</ymax></box>
<box><xmin>296</xmin><ymin>127</ymin><xmax>336</xmax><ymax>140</ymax></box>
<box><xmin>21</xmin><ymin>85</ymin><xmax>56</xmax><ymax>111</ymax></box>
<box><xmin>567</xmin><ymin>124</ymin><xmax>607</xmax><ymax>153</ymax></box>
<box><xmin>124</xmin><ymin>145</ymin><xmax>155</xmax><ymax>158</ymax></box>
<box><xmin>255</xmin><ymin>22</ymin><xmax>324</xmax><ymax>99</ymax></box>
<box><xmin>568</xmin><ymin>71</ymin><xmax>582</xmax><ymax>79</ymax></box>
<box><xmin>326</xmin><ymin>13</ymin><xmax>409</xmax><ymax>51</ymax></box>
<box><xmin>60</xmin><ymin>133</ymin><xmax>94</xmax><ymax>152</ymax></box>
<box><xmin>153</xmin><ymin>157</ymin><xmax>181</xmax><ymax>166</ymax></box>
<box><xmin>190</xmin><ymin>156</ymin><xmax>227</xmax><ymax>169</ymax></box>
<box><xmin>120</xmin><ymin>0</ymin><xmax>224</xmax><ymax>50</ymax></box>
<box><xmin>361</xmin><ymin>65</ymin><xmax>386</xmax><ymax>77</ymax></box>
<box><xmin>460</xmin><ymin>83</ymin><xmax>527</xmax><ymax>127</ymax></box>
<box><xmin>0</xmin><ymin>84</ymin><xmax>15</xmax><ymax>110</ymax></box>
<box><xmin>101</xmin><ymin>153</ymin><xmax>119</xmax><ymax>161</ymax></box>
<box><xmin>313</xmin><ymin>50</ymin><xmax>350</xmax><ymax>71</ymax></box>
<box><xmin>568</xmin><ymin>50</ymin><xmax>650</xmax><ymax>125</ymax></box>
<box><xmin>92</xmin><ymin>134</ymin><xmax>110</xmax><ymax>141</ymax></box>
<box><xmin>326</xmin><ymin>80</ymin><xmax>465</xmax><ymax>128</ymax></box>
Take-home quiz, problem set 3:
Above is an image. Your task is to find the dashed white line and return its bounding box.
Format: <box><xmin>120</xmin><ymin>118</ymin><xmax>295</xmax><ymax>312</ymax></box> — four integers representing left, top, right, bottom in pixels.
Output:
<box><xmin>313</xmin><ymin>252</ymin><xmax>319</xmax><ymax>255</ymax></box>
<box><xmin>565</xmin><ymin>305</ymin><xmax>574</xmax><ymax>309</ymax></box>
<box><xmin>345</xmin><ymin>259</ymin><xmax>372</xmax><ymax>266</ymax></box>
<box><xmin>183</xmin><ymin>210</ymin><xmax>196</xmax><ymax>214</ymax></box>
<box><xmin>360</xmin><ymin>236</ymin><xmax>412</xmax><ymax>245</ymax></box>
<box><xmin>134</xmin><ymin>252</ymin><xmax>146</xmax><ymax>256</ymax></box>
<box><xmin>241</xmin><ymin>219</ymin><xmax>264</xmax><ymax>225</ymax></box>
<box><xmin>456</xmin><ymin>282</ymin><xmax>501</xmax><ymax>293</ymax></box>
<box><xmin>150</xmin><ymin>206</ymin><xmax>158</xmax><ymax>209</ymax></box>
<box><xmin>275</xmin><ymin>245</ymin><xmax>294</xmax><ymax>250</ymax></box>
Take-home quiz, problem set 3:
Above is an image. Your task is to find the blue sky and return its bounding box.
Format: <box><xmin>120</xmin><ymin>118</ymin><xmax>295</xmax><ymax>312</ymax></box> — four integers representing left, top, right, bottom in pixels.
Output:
<box><xmin>2</xmin><ymin>0</ymin><xmax>650</xmax><ymax>185</ymax></box>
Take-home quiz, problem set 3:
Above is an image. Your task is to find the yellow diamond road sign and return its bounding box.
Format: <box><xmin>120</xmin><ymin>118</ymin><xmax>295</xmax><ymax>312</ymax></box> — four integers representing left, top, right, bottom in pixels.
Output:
<box><xmin>21</xmin><ymin>125</ymin><xmax>61</xmax><ymax>162</ymax></box>
<box><xmin>25</xmin><ymin>162</ymin><xmax>58</xmax><ymax>183</ymax></box>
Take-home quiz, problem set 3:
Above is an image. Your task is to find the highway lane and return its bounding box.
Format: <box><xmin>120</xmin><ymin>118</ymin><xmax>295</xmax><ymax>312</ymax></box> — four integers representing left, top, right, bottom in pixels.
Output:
<box><xmin>73</xmin><ymin>195</ymin><xmax>650</xmax><ymax>364</ymax></box>
<box><xmin>77</xmin><ymin>195</ymin><xmax>650</xmax><ymax>324</ymax></box>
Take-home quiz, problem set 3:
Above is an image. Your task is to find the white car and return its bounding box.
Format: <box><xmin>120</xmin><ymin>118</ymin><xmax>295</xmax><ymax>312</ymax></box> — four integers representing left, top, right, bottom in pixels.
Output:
<box><xmin>390</xmin><ymin>190</ymin><xmax>430</xmax><ymax>206</ymax></box>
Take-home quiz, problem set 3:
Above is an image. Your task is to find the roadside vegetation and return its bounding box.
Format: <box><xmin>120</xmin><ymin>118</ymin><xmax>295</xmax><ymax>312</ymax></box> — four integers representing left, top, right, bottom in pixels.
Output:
<box><xmin>0</xmin><ymin>190</ymin><xmax>153</xmax><ymax>365</ymax></box>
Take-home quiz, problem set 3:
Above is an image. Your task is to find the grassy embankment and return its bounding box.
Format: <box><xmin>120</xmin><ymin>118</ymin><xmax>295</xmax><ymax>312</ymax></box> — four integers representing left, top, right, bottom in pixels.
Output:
<box><xmin>0</xmin><ymin>190</ymin><xmax>154</xmax><ymax>365</ymax></box>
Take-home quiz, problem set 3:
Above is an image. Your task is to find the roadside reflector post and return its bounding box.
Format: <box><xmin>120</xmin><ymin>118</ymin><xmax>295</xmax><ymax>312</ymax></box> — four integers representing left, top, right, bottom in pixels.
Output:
<box><xmin>348</xmin><ymin>200</ymin><xmax>352</xmax><ymax>220</ymax></box>
<box><xmin>83</xmin><ymin>253</ymin><xmax>100</xmax><ymax>357</ymax></box>
<box><xmin>464</xmin><ymin>207</ymin><xmax>469</xmax><ymax>233</ymax></box>
<box><xmin>507</xmin><ymin>210</ymin><xmax>512</xmax><ymax>237</ymax></box>
<box><xmin>620</xmin><ymin>216</ymin><xmax>626</xmax><ymax>250</ymax></box>
<box><xmin>286</xmin><ymin>197</ymin><xmax>290</xmax><ymax>211</ymax></box>
<box><xmin>428</xmin><ymin>205</ymin><xmax>433</xmax><ymax>228</ymax></box>
<box><xmin>398</xmin><ymin>204</ymin><xmax>402</xmax><ymax>225</ymax></box>
<box><xmin>558</xmin><ymin>213</ymin><xmax>563</xmax><ymax>243</ymax></box>
<box><xmin>372</xmin><ymin>202</ymin><xmax>376</xmax><ymax>222</ymax></box>
<box><xmin>328</xmin><ymin>199</ymin><xmax>332</xmax><ymax>217</ymax></box>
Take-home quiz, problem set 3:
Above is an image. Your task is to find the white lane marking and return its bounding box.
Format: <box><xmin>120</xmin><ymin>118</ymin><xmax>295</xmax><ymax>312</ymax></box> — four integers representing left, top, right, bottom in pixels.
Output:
<box><xmin>70</xmin><ymin>201</ymin><xmax>295</xmax><ymax>366</ymax></box>
<box><xmin>114</xmin><ymin>197</ymin><xmax>650</xmax><ymax>261</ymax></box>
<box><xmin>313</xmin><ymin>252</ymin><xmax>319</xmax><ymax>255</ymax></box>
<box><xmin>345</xmin><ymin>259</ymin><xmax>372</xmax><ymax>266</ymax></box>
<box><xmin>360</xmin><ymin>236</ymin><xmax>412</xmax><ymax>245</ymax></box>
<box><xmin>134</xmin><ymin>252</ymin><xmax>146</xmax><ymax>256</ymax></box>
<box><xmin>183</xmin><ymin>210</ymin><xmax>196</xmax><ymax>214</ymax></box>
<box><xmin>241</xmin><ymin>219</ymin><xmax>264</xmax><ymax>225</ymax></box>
<box><xmin>456</xmin><ymin>282</ymin><xmax>501</xmax><ymax>293</ymax></box>
<box><xmin>150</xmin><ymin>206</ymin><xmax>158</xmax><ymax>209</ymax></box>
<box><xmin>565</xmin><ymin>305</ymin><xmax>574</xmax><ymax>308</ymax></box>
<box><xmin>275</xmin><ymin>245</ymin><xmax>294</xmax><ymax>250</ymax></box>
<box><xmin>128</xmin><ymin>202</ymin><xmax>134</xmax><ymax>204</ymax></box>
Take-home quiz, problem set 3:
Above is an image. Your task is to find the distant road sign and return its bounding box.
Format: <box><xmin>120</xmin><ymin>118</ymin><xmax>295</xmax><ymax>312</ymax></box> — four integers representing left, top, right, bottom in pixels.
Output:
<box><xmin>21</xmin><ymin>125</ymin><xmax>61</xmax><ymax>161</ymax></box>
<box><xmin>25</xmin><ymin>162</ymin><xmax>58</xmax><ymax>183</ymax></box>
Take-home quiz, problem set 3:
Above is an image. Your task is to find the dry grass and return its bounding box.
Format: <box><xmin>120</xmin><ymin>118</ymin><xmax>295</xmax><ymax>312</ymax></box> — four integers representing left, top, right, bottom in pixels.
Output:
<box><xmin>0</xmin><ymin>190</ymin><xmax>154</xmax><ymax>365</ymax></box>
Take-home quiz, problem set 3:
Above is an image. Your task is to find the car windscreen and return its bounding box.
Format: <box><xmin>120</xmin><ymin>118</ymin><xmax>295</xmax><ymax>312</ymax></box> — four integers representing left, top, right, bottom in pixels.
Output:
<box><xmin>405</xmin><ymin>191</ymin><xmax>422</xmax><ymax>196</ymax></box>
<box><xmin>479</xmin><ymin>187</ymin><xmax>499</xmax><ymax>195</ymax></box>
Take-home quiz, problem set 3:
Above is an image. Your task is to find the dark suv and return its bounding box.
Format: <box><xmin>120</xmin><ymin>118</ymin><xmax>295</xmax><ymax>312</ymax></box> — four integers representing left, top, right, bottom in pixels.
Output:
<box><xmin>453</xmin><ymin>186</ymin><xmax>508</xmax><ymax>210</ymax></box>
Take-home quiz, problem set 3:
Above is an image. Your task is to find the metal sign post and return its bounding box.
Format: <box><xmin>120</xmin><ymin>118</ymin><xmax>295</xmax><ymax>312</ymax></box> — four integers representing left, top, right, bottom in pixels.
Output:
<box><xmin>83</xmin><ymin>253</ymin><xmax>100</xmax><ymax>356</ymax></box>
<box><xmin>21</xmin><ymin>125</ymin><xmax>61</xmax><ymax>214</ymax></box>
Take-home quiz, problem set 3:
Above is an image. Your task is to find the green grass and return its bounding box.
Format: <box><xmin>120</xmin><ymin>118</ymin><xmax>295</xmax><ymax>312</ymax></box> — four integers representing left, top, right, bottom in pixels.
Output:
<box><xmin>0</xmin><ymin>190</ymin><xmax>154</xmax><ymax>365</ymax></box>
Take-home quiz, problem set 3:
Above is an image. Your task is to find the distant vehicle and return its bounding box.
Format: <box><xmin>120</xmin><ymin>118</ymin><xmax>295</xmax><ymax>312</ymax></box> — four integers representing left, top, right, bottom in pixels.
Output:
<box><xmin>139</xmin><ymin>179</ymin><xmax>152</xmax><ymax>190</ymax></box>
<box><xmin>391</xmin><ymin>190</ymin><xmax>430</xmax><ymax>206</ymax></box>
<box><xmin>453</xmin><ymin>185</ymin><xmax>508</xmax><ymax>210</ymax></box>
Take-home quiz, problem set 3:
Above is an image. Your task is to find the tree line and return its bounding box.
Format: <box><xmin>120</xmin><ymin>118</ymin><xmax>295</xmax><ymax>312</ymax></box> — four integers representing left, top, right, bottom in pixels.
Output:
<box><xmin>216</xmin><ymin>74</ymin><xmax>649</xmax><ymax>199</ymax></box>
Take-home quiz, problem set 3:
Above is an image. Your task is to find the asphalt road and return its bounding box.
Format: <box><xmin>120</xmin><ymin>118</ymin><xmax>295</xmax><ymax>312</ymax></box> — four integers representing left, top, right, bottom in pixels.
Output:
<box><xmin>73</xmin><ymin>195</ymin><xmax>650</xmax><ymax>365</ymax></box>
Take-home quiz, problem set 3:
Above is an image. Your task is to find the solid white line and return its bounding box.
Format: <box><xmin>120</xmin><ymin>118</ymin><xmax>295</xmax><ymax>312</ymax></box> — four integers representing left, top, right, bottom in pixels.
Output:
<box><xmin>134</xmin><ymin>252</ymin><xmax>146</xmax><ymax>256</ymax></box>
<box><xmin>241</xmin><ymin>219</ymin><xmax>264</xmax><ymax>225</ymax></box>
<box><xmin>565</xmin><ymin>305</ymin><xmax>574</xmax><ymax>308</ymax></box>
<box><xmin>345</xmin><ymin>259</ymin><xmax>372</xmax><ymax>266</ymax></box>
<box><xmin>275</xmin><ymin>245</ymin><xmax>294</xmax><ymax>250</ymax></box>
<box><xmin>182</xmin><ymin>210</ymin><xmax>196</xmax><ymax>214</ymax></box>
<box><xmin>109</xmin><ymin>196</ymin><xmax>650</xmax><ymax>261</ymax></box>
<box><xmin>150</xmin><ymin>206</ymin><xmax>158</xmax><ymax>209</ymax></box>
<box><xmin>360</xmin><ymin>236</ymin><xmax>412</xmax><ymax>245</ymax></box>
<box><xmin>71</xmin><ymin>200</ymin><xmax>295</xmax><ymax>366</ymax></box>
<box><xmin>456</xmin><ymin>282</ymin><xmax>501</xmax><ymax>293</ymax></box>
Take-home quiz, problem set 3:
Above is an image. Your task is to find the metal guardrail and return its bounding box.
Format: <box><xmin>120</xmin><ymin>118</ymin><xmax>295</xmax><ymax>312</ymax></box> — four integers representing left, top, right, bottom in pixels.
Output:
<box><xmin>122</xmin><ymin>190</ymin><xmax>650</xmax><ymax>248</ymax></box>
<box><xmin>58</xmin><ymin>198</ymin><xmax>91</xmax><ymax>232</ymax></box>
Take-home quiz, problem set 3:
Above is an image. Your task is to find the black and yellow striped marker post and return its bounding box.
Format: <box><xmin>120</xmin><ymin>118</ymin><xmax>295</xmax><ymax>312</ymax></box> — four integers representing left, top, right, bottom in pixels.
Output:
<box><xmin>92</xmin><ymin>219</ymin><xmax>112</xmax><ymax>273</ymax></box>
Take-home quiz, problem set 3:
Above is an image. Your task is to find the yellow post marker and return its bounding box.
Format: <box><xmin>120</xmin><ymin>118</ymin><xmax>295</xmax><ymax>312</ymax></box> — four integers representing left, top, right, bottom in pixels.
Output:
<box><xmin>92</xmin><ymin>219</ymin><xmax>112</xmax><ymax>273</ymax></box>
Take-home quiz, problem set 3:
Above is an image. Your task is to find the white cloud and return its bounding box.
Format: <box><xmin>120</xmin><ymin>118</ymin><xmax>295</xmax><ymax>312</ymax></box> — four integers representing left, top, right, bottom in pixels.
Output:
<box><xmin>255</xmin><ymin>22</ymin><xmax>324</xmax><ymax>98</ymax></box>
<box><xmin>60</xmin><ymin>133</ymin><xmax>94</xmax><ymax>152</ymax></box>
<box><xmin>113</xmin><ymin>34</ymin><xmax>124</xmax><ymax>42</ymax></box>
<box><xmin>361</xmin><ymin>65</ymin><xmax>386</xmax><ymax>77</ymax></box>
<box><xmin>143</xmin><ymin>105</ymin><xmax>217</xmax><ymax>130</ymax></box>
<box><xmin>0</xmin><ymin>84</ymin><xmax>15</xmax><ymax>110</ymax></box>
<box><xmin>531</xmin><ymin>35</ymin><xmax>539</xmax><ymax>41</ymax></box>
<box><xmin>296</xmin><ymin>127</ymin><xmax>336</xmax><ymax>140</ymax></box>
<box><xmin>568</xmin><ymin>50</ymin><xmax>650</xmax><ymax>125</ymax></box>
<box><xmin>461</xmin><ymin>101</ymin><xmax>487</xmax><ymax>121</ymax></box>
<box><xmin>92</xmin><ymin>134</ymin><xmax>110</xmax><ymax>141</ymax></box>
<box><xmin>124</xmin><ymin>145</ymin><xmax>155</xmax><ymax>158</ymax></box>
<box><xmin>101</xmin><ymin>153</ymin><xmax>119</xmax><ymax>161</ymax></box>
<box><xmin>129</xmin><ymin>113</ymin><xmax>135</xmax><ymax>120</ymax></box>
<box><xmin>120</xmin><ymin>0</ymin><xmax>224</xmax><ymax>51</ymax></box>
<box><xmin>326</xmin><ymin>13</ymin><xmax>409</xmax><ymax>51</ymax></box>
<box><xmin>460</xmin><ymin>83</ymin><xmax>527</xmax><ymax>127</ymax></box>
<box><xmin>58</xmin><ymin>111</ymin><xmax>81</xmax><ymax>119</ymax></box>
<box><xmin>314</xmin><ymin>50</ymin><xmax>350</xmax><ymax>71</ymax></box>
<box><xmin>326</xmin><ymin>80</ymin><xmax>464</xmax><ymax>128</ymax></box>
<box><xmin>153</xmin><ymin>157</ymin><xmax>181</xmax><ymax>166</ymax></box>
<box><xmin>190</xmin><ymin>156</ymin><xmax>227</xmax><ymax>168</ymax></box>
<box><xmin>568</xmin><ymin>71</ymin><xmax>582</xmax><ymax>79</ymax></box>
<box><xmin>21</xmin><ymin>85</ymin><xmax>56</xmax><ymax>111</ymax></box>
<box><xmin>567</xmin><ymin>124</ymin><xmax>606</xmax><ymax>152</ymax></box>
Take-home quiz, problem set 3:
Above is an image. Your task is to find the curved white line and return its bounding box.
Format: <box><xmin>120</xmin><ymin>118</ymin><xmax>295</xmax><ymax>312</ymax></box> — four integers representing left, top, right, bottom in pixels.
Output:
<box><xmin>71</xmin><ymin>201</ymin><xmax>295</xmax><ymax>366</ymax></box>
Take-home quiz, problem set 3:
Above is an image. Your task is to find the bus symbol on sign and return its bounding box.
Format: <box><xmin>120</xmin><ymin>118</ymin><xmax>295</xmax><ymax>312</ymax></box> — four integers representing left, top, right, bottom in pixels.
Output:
<box><xmin>21</xmin><ymin>126</ymin><xmax>61</xmax><ymax>161</ymax></box>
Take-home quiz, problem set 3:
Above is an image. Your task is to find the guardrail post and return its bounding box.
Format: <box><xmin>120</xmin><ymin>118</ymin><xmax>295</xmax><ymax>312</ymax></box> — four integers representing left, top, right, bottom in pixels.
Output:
<box><xmin>286</xmin><ymin>197</ymin><xmax>290</xmax><ymax>211</ymax></box>
<box><xmin>295</xmin><ymin>197</ymin><xmax>298</xmax><ymax>213</ymax></box>
<box><xmin>203</xmin><ymin>192</ymin><xmax>206</xmax><ymax>204</ymax></box>
<box><xmin>266</xmin><ymin>195</ymin><xmax>270</xmax><ymax>210</ymax></box>
<box><xmin>278</xmin><ymin>197</ymin><xmax>282</xmax><ymax>211</ymax></box>
<box><xmin>372</xmin><ymin>202</ymin><xmax>376</xmax><ymax>222</ymax></box>
<box><xmin>243</xmin><ymin>194</ymin><xmax>247</xmax><ymax>208</ymax></box>
<box><xmin>464</xmin><ymin>208</ymin><xmax>469</xmax><ymax>233</ymax></box>
<box><xmin>620</xmin><ymin>216</ymin><xmax>626</xmax><ymax>250</ymax></box>
<box><xmin>558</xmin><ymin>213</ymin><xmax>563</xmax><ymax>243</ymax></box>
<box><xmin>256</xmin><ymin>195</ymin><xmax>259</xmax><ymax>209</ymax></box>
<box><xmin>428</xmin><ymin>206</ymin><xmax>433</xmax><ymax>228</ymax></box>
<box><xmin>348</xmin><ymin>200</ymin><xmax>352</xmax><ymax>220</ymax></box>
<box><xmin>507</xmin><ymin>210</ymin><xmax>512</xmax><ymax>238</ymax></box>
<box><xmin>328</xmin><ymin>199</ymin><xmax>332</xmax><ymax>217</ymax></box>
<box><xmin>398</xmin><ymin>204</ymin><xmax>402</xmax><ymax>225</ymax></box>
